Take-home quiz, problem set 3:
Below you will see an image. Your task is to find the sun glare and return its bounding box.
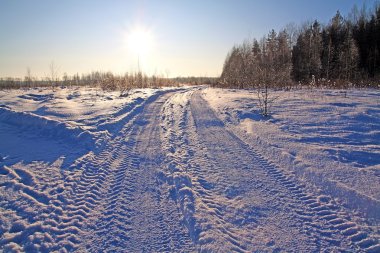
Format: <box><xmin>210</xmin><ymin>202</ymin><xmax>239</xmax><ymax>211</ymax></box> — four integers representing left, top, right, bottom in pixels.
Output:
<box><xmin>126</xmin><ymin>26</ymin><xmax>153</xmax><ymax>56</ymax></box>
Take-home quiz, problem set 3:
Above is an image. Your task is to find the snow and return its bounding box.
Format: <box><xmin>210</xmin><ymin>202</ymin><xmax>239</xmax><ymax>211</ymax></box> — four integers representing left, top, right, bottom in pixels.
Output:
<box><xmin>0</xmin><ymin>87</ymin><xmax>166</xmax><ymax>167</ymax></box>
<box><xmin>203</xmin><ymin>88</ymin><xmax>380</xmax><ymax>219</ymax></box>
<box><xmin>0</xmin><ymin>86</ymin><xmax>379</xmax><ymax>252</ymax></box>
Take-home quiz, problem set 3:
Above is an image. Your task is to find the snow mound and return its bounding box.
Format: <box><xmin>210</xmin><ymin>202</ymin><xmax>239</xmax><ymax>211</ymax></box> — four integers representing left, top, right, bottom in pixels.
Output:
<box><xmin>18</xmin><ymin>93</ymin><xmax>53</xmax><ymax>102</ymax></box>
<box><xmin>0</xmin><ymin>107</ymin><xmax>100</xmax><ymax>149</ymax></box>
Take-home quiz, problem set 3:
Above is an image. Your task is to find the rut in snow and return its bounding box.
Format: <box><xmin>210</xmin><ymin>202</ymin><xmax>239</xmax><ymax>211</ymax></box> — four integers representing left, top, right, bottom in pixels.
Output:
<box><xmin>0</xmin><ymin>90</ymin><xmax>195</xmax><ymax>252</ymax></box>
<box><xmin>72</xmin><ymin>91</ymin><xmax>194</xmax><ymax>252</ymax></box>
<box><xmin>1</xmin><ymin>88</ymin><xmax>379</xmax><ymax>252</ymax></box>
<box><xmin>160</xmin><ymin>89</ymin><xmax>380</xmax><ymax>252</ymax></box>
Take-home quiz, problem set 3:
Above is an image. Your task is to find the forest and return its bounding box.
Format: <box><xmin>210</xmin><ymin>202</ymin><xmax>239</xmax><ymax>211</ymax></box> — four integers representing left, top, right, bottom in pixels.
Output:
<box><xmin>219</xmin><ymin>3</ymin><xmax>380</xmax><ymax>89</ymax></box>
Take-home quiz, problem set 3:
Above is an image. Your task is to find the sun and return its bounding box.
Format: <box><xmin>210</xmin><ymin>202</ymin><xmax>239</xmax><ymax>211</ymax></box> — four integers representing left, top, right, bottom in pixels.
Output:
<box><xmin>126</xmin><ymin>26</ymin><xmax>153</xmax><ymax>56</ymax></box>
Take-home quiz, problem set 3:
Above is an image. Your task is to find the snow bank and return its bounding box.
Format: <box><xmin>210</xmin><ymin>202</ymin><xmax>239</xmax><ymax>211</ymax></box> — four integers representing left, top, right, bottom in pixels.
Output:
<box><xmin>0</xmin><ymin>87</ymin><xmax>158</xmax><ymax>132</ymax></box>
<box><xmin>0</xmin><ymin>107</ymin><xmax>99</xmax><ymax>149</ymax></box>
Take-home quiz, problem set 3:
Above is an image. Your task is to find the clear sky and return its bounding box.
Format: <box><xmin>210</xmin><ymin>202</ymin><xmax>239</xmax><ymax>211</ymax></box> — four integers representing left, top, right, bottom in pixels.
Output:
<box><xmin>0</xmin><ymin>0</ymin><xmax>377</xmax><ymax>78</ymax></box>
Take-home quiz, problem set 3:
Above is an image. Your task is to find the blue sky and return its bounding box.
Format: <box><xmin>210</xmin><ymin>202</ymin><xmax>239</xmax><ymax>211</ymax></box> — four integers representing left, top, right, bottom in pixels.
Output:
<box><xmin>0</xmin><ymin>0</ymin><xmax>377</xmax><ymax>78</ymax></box>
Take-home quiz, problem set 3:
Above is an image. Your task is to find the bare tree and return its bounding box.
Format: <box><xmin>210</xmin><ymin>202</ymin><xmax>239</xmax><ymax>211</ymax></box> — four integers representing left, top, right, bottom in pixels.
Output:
<box><xmin>24</xmin><ymin>67</ymin><xmax>33</xmax><ymax>88</ymax></box>
<box><xmin>62</xmin><ymin>72</ymin><xmax>69</xmax><ymax>86</ymax></box>
<box><xmin>49</xmin><ymin>61</ymin><xmax>59</xmax><ymax>90</ymax></box>
<box><xmin>257</xmin><ymin>83</ymin><xmax>279</xmax><ymax>117</ymax></box>
<box><xmin>284</xmin><ymin>22</ymin><xmax>300</xmax><ymax>48</ymax></box>
<box><xmin>119</xmin><ymin>73</ymin><xmax>130</xmax><ymax>97</ymax></box>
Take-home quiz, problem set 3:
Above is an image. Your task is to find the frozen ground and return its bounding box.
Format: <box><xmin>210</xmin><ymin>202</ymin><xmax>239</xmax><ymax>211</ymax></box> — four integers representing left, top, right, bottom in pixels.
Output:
<box><xmin>0</xmin><ymin>86</ymin><xmax>379</xmax><ymax>252</ymax></box>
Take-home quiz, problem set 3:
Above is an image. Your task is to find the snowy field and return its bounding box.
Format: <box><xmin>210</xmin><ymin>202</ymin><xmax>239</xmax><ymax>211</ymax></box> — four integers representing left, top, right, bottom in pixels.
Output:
<box><xmin>0</xmin><ymin>86</ymin><xmax>379</xmax><ymax>252</ymax></box>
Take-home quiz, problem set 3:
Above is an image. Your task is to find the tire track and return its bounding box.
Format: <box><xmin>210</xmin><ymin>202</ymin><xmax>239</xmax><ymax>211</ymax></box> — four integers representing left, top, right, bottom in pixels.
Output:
<box><xmin>123</xmin><ymin>92</ymin><xmax>195</xmax><ymax>252</ymax></box>
<box><xmin>86</xmin><ymin>141</ymin><xmax>138</xmax><ymax>252</ymax></box>
<box><xmin>81</xmin><ymin>91</ymin><xmax>195</xmax><ymax>252</ymax></box>
<box><xmin>161</xmin><ymin>90</ymin><xmax>253</xmax><ymax>252</ymax></box>
<box><xmin>0</xmin><ymin>89</ymin><xmax>192</xmax><ymax>252</ymax></box>
<box><xmin>174</xmin><ymin>90</ymin><xmax>380</xmax><ymax>252</ymax></box>
<box><xmin>244</xmin><ymin>144</ymin><xmax>380</xmax><ymax>252</ymax></box>
<box><xmin>0</xmin><ymin>90</ymin><xmax>149</xmax><ymax>252</ymax></box>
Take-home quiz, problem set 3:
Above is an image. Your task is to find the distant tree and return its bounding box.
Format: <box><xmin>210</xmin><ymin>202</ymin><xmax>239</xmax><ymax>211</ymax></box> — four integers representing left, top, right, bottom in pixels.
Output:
<box><xmin>221</xmin><ymin>46</ymin><xmax>239</xmax><ymax>87</ymax></box>
<box><xmin>276</xmin><ymin>29</ymin><xmax>292</xmax><ymax>87</ymax></box>
<box><xmin>284</xmin><ymin>22</ymin><xmax>300</xmax><ymax>48</ymax></box>
<box><xmin>49</xmin><ymin>61</ymin><xmax>59</xmax><ymax>90</ymax></box>
<box><xmin>320</xmin><ymin>11</ymin><xmax>360</xmax><ymax>85</ymax></box>
<box><xmin>341</xmin><ymin>20</ymin><xmax>359</xmax><ymax>81</ymax></box>
<box><xmin>24</xmin><ymin>67</ymin><xmax>33</xmax><ymax>88</ymax></box>
<box><xmin>119</xmin><ymin>73</ymin><xmax>130</xmax><ymax>97</ymax></box>
<box><xmin>136</xmin><ymin>71</ymin><xmax>143</xmax><ymax>88</ymax></box>
<box><xmin>62</xmin><ymin>72</ymin><xmax>69</xmax><ymax>86</ymax></box>
<box><xmin>292</xmin><ymin>21</ymin><xmax>322</xmax><ymax>83</ymax></box>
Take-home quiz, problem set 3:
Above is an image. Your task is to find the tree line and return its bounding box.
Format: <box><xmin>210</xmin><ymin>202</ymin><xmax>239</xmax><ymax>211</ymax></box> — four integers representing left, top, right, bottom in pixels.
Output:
<box><xmin>0</xmin><ymin>56</ymin><xmax>219</xmax><ymax>90</ymax></box>
<box><xmin>0</xmin><ymin>71</ymin><xmax>169</xmax><ymax>92</ymax></box>
<box><xmin>219</xmin><ymin>3</ymin><xmax>380</xmax><ymax>89</ymax></box>
<box><xmin>0</xmin><ymin>70</ymin><xmax>217</xmax><ymax>91</ymax></box>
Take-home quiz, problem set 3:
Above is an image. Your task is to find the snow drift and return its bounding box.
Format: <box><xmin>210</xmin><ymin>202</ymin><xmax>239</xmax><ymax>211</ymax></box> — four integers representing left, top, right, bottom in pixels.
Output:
<box><xmin>0</xmin><ymin>107</ymin><xmax>100</xmax><ymax>149</ymax></box>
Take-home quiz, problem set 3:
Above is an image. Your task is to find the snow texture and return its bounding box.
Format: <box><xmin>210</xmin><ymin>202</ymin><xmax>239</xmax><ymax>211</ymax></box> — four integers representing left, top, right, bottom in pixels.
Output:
<box><xmin>0</xmin><ymin>86</ymin><xmax>379</xmax><ymax>252</ymax></box>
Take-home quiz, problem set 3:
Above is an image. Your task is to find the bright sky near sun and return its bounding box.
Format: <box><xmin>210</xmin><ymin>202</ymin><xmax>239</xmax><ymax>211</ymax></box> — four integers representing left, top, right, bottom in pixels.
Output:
<box><xmin>0</xmin><ymin>0</ymin><xmax>377</xmax><ymax>78</ymax></box>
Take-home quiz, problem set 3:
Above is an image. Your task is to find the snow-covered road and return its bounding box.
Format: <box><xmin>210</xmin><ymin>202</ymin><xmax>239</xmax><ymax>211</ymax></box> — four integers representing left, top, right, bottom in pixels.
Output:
<box><xmin>0</xmin><ymin>87</ymin><xmax>379</xmax><ymax>252</ymax></box>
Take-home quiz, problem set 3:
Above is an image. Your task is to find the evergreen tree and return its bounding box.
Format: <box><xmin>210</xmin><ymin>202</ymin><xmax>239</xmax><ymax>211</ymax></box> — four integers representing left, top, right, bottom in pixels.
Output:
<box><xmin>220</xmin><ymin>2</ymin><xmax>380</xmax><ymax>89</ymax></box>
